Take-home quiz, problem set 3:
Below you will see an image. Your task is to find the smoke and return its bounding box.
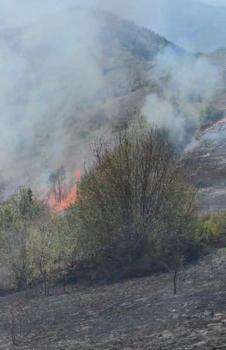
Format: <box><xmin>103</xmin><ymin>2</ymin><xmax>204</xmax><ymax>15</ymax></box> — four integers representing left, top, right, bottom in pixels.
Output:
<box><xmin>96</xmin><ymin>0</ymin><xmax>136</xmax><ymax>17</ymax></box>
<box><xmin>142</xmin><ymin>49</ymin><xmax>223</xmax><ymax>146</ymax></box>
<box><xmin>0</xmin><ymin>0</ymin><xmax>224</xmax><ymax>196</ymax></box>
<box><xmin>0</xmin><ymin>4</ymin><xmax>105</xmax><ymax>194</ymax></box>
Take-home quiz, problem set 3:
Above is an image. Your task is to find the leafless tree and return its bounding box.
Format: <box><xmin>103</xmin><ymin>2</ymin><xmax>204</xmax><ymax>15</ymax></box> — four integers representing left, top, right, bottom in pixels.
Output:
<box><xmin>48</xmin><ymin>166</ymin><xmax>66</xmax><ymax>204</ymax></box>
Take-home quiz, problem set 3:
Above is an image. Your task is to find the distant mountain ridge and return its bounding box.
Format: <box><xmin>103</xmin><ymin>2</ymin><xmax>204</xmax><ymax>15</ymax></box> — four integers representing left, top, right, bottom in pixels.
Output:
<box><xmin>167</xmin><ymin>0</ymin><xmax>226</xmax><ymax>51</ymax></box>
<box><xmin>129</xmin><ymin>0</ymin><xmax>226</xmax><ymax>52</ymax></box>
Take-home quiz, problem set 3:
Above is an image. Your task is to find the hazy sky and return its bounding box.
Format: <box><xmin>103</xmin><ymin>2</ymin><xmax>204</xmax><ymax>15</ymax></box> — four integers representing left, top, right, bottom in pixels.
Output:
<box><xmin>0</xmin><ymin>0</ymin><xmax>226</xmax><ymax>51</ymax></box>
<box><xmin>201</xmin><ymin>0</ymin><xmax>226</xmax><ymax>5</ymax></box>
<box><xmin>0</xmin><ymin>0</ymin><xmax>225</xmax><ymax>27</ymax></box>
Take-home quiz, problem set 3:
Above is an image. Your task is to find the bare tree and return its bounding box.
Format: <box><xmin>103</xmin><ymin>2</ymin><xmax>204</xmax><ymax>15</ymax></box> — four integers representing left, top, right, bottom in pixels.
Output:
<box><xmin>9</xmin><ymin>300</ymin><xmax>24</xmax><ymax>346</ymax></box>
<box><xmin>10</xmin><ymin>303</ymin><xmax>17</xmax><ymax>345</ymax></box>
<box><xmin>48</xmin><ymin>166</ymin><xmax>66</xmax><ymax>205</ymax></box>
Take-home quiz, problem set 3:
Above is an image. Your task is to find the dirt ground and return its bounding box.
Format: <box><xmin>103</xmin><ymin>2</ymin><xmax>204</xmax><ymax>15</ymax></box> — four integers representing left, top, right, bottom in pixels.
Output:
<box><xmin>1</xmin><ymin>249</ymin><xmax>226</xmax><ymax>349</ymax></box>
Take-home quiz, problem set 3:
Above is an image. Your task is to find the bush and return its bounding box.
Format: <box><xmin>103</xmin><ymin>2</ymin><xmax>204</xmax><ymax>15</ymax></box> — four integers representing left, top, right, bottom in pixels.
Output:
<box><xmin>0</xmin><ymin>188</ymin><xmax>49</xmax><ymax>288</ymax></box>
<box><xmin>0</xmin><ymin>187</ymin><xmax>79</xmax><ymax>290</ymax></box>
<box><xmin>69</xmin><ymin>122</ymin><xmax>201</xmax><ymax>279</ymax></box>
<box><xmin>199</xmin><ymin>211</ymin><xmax>226</xmax><ymax>245</ymax></box>
<box><xmin>0</xmin><ymin>123</ymin><xmax>205</xmax><ymax>289</ymax></box>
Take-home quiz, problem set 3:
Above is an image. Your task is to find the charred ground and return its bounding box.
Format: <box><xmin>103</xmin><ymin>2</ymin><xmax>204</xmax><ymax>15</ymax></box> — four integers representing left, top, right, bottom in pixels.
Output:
<box><xmin>0</xmin><ymin>248</ymin><xmax>226</xmax><ymax>349</ymax></box>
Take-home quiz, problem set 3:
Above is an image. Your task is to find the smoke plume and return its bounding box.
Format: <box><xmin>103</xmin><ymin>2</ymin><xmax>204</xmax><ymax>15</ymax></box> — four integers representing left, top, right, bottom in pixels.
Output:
<box><xmin>0</xmin><ymin>0</ymin><xmax>224</xmax><ymax>196</ymax></box>
<box><xmin>0</xmin><ymin>4</ymin><xmax>104</xmax><ymax>194</ymax></box>
<box><xmin>142</xmin><ymin>49</ymin><xmax>223</xmax><ymax>146</ymax></box>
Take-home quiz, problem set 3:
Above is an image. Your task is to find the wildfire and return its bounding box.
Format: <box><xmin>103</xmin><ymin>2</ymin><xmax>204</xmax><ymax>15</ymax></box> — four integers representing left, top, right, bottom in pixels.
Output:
<box><xmin>48</xmin><ymin>170</ymin><xmax>81</xmax><ymax>212</ymax></box>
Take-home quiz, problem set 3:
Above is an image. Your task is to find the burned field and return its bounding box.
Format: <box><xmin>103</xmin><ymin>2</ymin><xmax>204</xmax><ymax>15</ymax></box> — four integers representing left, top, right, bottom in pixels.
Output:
<box><xmin>0</xmin><ymin>248</ymin><xmax>226</xmax><ymax>349</ymax></box>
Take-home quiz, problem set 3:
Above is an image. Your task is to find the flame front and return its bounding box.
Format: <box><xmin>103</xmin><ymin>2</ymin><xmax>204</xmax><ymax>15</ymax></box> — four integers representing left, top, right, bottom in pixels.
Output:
<box><xmin>48</xmin><ymin>170</ymin><xmax>80</xmax><ymax>212</ymax></box>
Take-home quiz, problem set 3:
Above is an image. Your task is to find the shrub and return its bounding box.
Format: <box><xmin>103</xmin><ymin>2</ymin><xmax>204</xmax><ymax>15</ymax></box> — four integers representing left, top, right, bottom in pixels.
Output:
<box><xmin>199</xmin><ymin>211</ymin><xmax>226</xmax><ymax>245</ymax></box>
<box><xmin>70</xmin><ymin>122</ymin><xmax>200</xmax><ymax>278</ymax></box>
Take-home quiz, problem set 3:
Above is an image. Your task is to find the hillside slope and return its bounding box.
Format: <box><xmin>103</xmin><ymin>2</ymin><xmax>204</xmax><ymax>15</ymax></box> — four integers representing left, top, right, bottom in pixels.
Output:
<box><xmin>178</xmin><ymin>48</ymin><xmax>226</xmax><ymax>212</ymax></box>
<box><xmin>1</xmin><ymin>7</ymin><xmax>226</xmax><ymax>214</ymax></box>
<box><xmin>1</xmin><ymin>249</ymin><xmax>226</xmax><ymax>349</ymax></box>
<box><xmin>184</xmin><ymin>116</ymin><xmax>226</xmax><ymax>212</ymax></box>
<box><xmin>0</xmin><ymin>8</ymin><xmax>176</xmax><ymax>195</ymax></box>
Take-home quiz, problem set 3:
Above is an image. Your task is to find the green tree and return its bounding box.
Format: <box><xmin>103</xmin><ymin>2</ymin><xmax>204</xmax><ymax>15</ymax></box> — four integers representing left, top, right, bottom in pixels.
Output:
<box><xmin>70</xmin><ymin>122</ymin><xmax>199</xmax><ymax>279</ymax></box>
<box><xmin>0</xmin><ymin>188</ymin><xmax>51</xmax><ymax>289</ymax></box>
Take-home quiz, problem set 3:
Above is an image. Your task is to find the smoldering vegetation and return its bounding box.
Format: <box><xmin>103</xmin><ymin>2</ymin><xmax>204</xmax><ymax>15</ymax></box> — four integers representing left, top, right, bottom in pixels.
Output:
<box><xmin>0</xmin><ymin>7</ymin><xmax>104</xmax><ymax>194</ymax></box>
<box><xmin>0</xmin><ymin>1</ymin><xmax>223</xmax><ymax>198</ymax></box>
<box><xmin>0</xmin><ymin>0</ymin><xmax>224</xmax><ymax>287</ymax></box>
<box><xmin>0</xmin><ymin>3</ymin><xmax>226</xmax><ymax>349</ymax></box>
<box><xmin>0</xmin><ymin>121</ymin><xmax>226</xmax><ymax>349</ymax></box>
<box><xmin>0</xmin><ymin>123</ymin><xmax>200</xmax><ymax>291</ymax></box>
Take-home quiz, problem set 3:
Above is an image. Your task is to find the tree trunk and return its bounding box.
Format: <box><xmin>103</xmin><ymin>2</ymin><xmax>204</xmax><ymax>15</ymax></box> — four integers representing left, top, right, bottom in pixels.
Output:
<box><xmin>173</xmin><ymin>269</ymin><xmax>178</xmax><ymax>295</ymax></box>
<box><xmin>10</xmin><ymin>304</ymin><xmax>17</xmax><ymax>345</ymax></box>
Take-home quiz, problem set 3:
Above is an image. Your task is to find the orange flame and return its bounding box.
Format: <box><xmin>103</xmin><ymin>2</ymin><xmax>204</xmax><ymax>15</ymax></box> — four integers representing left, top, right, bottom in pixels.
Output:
<box><xmin>48</xmin><ymin>171</ymin><xmax>80</xmax><ymax>212</ymax></box>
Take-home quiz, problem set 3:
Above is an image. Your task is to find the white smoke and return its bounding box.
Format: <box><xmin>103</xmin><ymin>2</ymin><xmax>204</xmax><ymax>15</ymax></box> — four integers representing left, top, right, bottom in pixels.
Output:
<box><xmin>0</xmin><ymin>0</ymin><xmax>224</xmax><ymax>196</ymax></box>
<box><xmin>0</xmin><ymin>5</ymin><xmax>104</xmax><ymax>193</ymax></box>
<box><xmin>142</xmin><ymin>49</ymin><xmax>223</xmax><ymax>146</ymax></box>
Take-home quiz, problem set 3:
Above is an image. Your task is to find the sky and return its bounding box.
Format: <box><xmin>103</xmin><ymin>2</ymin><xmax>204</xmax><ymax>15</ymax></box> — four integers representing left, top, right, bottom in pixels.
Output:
<box><xmin>0</xmin><ymin>0</ymin><xmax>225</xmax><ymax>27</ymax></box>
<box><xmin>202</xmin><ymin>0</ymin><xmax>226</xmax><ymax>5</ymax></box>
<box><xmin>0</xmin><ymin>0</ymin><xmax>226</xmax><ymax>52</ymax></box>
